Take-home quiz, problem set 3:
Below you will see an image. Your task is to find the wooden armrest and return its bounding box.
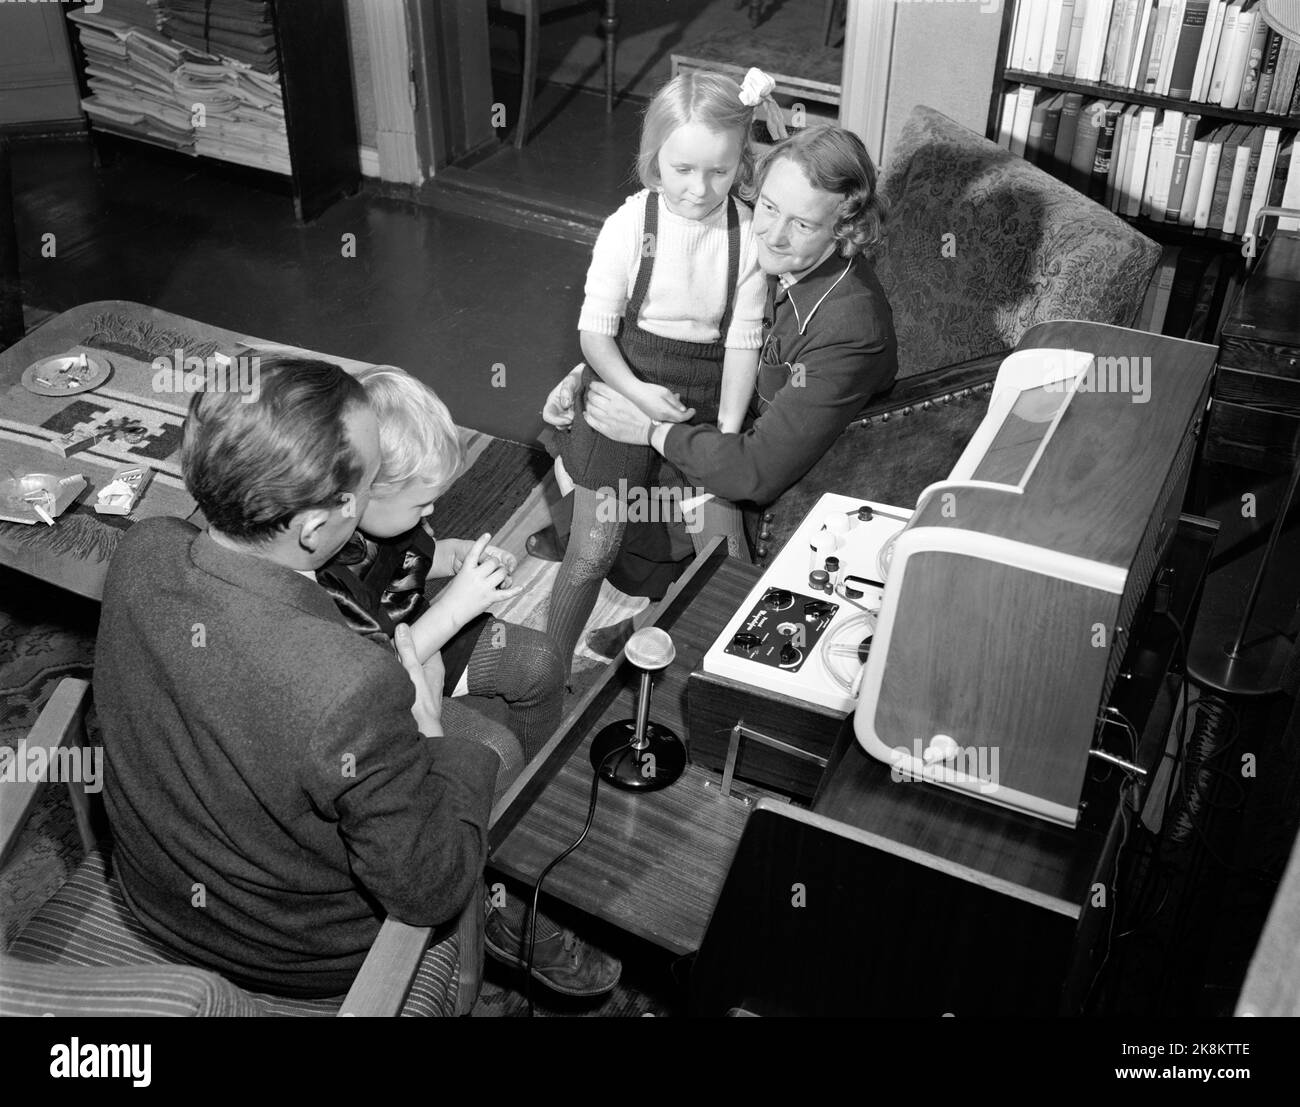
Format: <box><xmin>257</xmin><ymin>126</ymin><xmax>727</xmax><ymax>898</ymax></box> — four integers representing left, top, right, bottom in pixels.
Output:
<box><xmin>339</xmin><ymin>861</ymin><xmax>488</xmax><ymax>1016</ymax></box>
<box><xmin>0</xmin><ymin>678</ymin><xmax>94</xmax><ymax>868</ymax></box>
<box><xmin>339</xmin><ymin>917</ymin><xmax>434</xmax><ymax>1017</ymax></box>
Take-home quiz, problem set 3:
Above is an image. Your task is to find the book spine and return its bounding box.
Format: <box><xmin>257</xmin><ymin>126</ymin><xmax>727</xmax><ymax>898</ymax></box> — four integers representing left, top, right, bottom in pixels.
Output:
<box><xmin>1090</xmin><ymin>102</ymin><xmax>1123</xmax><ymax>200</ymax></box>
<box><xmin>1010</xmin><ymin>83</ymin><xmax>1040</xmax><ymax>157</ymax></box>
<box><xmin>1053</xmin><ymin>92</ymin><xmax>1086</xmax><ymax>174</ymax></box>
<box><xmin>1193</xmin><ymin>132</ymin><xmax>1224</xmax><ymax>228</ymax></box>
<box><xmin>1126</xmin><ymin>0</ymin><xmax>1157</xmax><ymax>87</ymax></box>
<box><xmin>1022</xmin><ymin>0</ymin><xmax>1051</xmax><ymax>72</ymax></box>
<box><xmin>1101</xmin><ymin>0</ymin><xmax>1135</xmax><ymax>84</ymax></box>
<box><xmin>1109</xmin><ymin>107</ymin><xmax>1134</xmax><ymax>208</ymax></box>
<box><xmin>1052</xmin><ymin>0</ymin><xmax>1078</xmax><ymax>74</ymax></box>
<box><xmin>1207</xmin><ymin>1</ymin><xmax>1242</xmax><ymax>103</ymax></box>
<box><xmin>1070</xmin><ymin>98</ymin><xmax>1108</xmax><ymax>188</ymax></box>
<box><xmin>1064</xmin><ymin>0</ymin><xmax>1090</xmax><ymax>76</ymax></box>
<box><xmin>1243</xmin><ymin>126</ymin><xmax>1281</xmax><ymax>242</ymax></box>
<box><xmin>1219</xmin><ymin>132</ymin><xmax>1254</xmax><ymax>236</ymax></box>
<box><xmin>1037</xmin><ymin>0</ymin><xmax>1067</xmax><ymax>74</ymax></box>
<box><xmin>1236</xmin><ymin>9</ymin><xmax>1271</xmax><ymax>108</ymax></box>
<box><xmin>1218</xmin><ymin>7</ymin><xmax>1256</xmax><ymax>108</ymax></box>
<box><xmin>1009</xmin><ymin>0</ymin><xmax>1030</xmax><ymax>70</ymax></box>
<box><xmin>998</xmin><ymin>89</ymin><xmax>1019</xmax><ymax>149</ymax></box>
<box><xmin>1157</xmin><ymin>0</ymin><xmax>1188</xmax><ymax>94</ymax></box>
<box><xmin>1193</xmin><ymin>0</ymin><xmax>1228</xmax><ymax>101</ymax></box>
<box><xmin>1165</xmin><ymin>112</ymin><xmax>1200</xmax><ymax>219</ymax></box>
<box><xmin>1278</xmin><ymin>139</ymin><xmax>1300</xmax><ymax>230</ymax></box>
<box><xmin>1251</xmin><ymin>29</ymin><xmax>1282</xmax><ymax>112</ymax></box>
<box><xmin>1180</xmin><ymin>138</ymin><xmax>1209</xmax><ymax>224</ymax></box>
<box><xmin>1267</xmin><ymin>39</ymin><xmax>1297</xmax><ymax>114</ymax></box>
<box><xmin>1168</xmin><ymin>0</ymin><xmax>1210</xmax><ymax>98</ymax></box>
<box><xmin>1144</xmin><ymin>0</ymin><xmax>1174</xmax><ymax>90</ymax></box>
<box><xmin>1079</xmin><ymin>0</ymin><xmax>1118</xmax><ymax>81</ymax></box>
<box><xmin>1146</xmin><ymin>112</ymin><xmax>1181</xmax><ymax>216</ymax></box>
<box><xmin>1126</xmin><ymin>105</ymin><xmax>1158</xmax><ymax>215</ymax></box>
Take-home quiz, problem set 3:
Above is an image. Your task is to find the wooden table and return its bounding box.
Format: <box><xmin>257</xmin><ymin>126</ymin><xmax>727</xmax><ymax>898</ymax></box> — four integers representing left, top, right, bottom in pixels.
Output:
<box><xmin>489</xmin><ymin>543</ymin><xmax>781</xmax><ymax>956</ymax></box>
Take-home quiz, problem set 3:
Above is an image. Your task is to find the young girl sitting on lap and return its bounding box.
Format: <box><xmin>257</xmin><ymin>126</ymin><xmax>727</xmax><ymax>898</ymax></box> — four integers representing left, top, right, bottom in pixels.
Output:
<box><xmin>546</xmin><ymin>68</ymin><xmax>780</xmax><ymax>678</ymax></box>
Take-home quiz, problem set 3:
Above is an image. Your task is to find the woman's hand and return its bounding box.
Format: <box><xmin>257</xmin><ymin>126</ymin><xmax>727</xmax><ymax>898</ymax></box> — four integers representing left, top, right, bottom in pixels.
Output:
<box><xmin>630</xmin><ymin>382</ymin><xmax>696</xmax><ymax>424</ymax></box>
<box><xmin>395</xmin><ymin>624</ymin><xmax>444</xmax><ymax>737</ymax></box>
<box><xmin>541</xmin><ymin>364</ymin><xmax>586</xmax><ymax>428</ymax></box>
<box><xmin>441</xmin><ymin>532</ymin><xmax>524</xmax><ymax>627</ymax></box>
<box><xmin>585</xmin><ymin>381</ymin><xmax>691</xmax><ymax>445</ymax></box>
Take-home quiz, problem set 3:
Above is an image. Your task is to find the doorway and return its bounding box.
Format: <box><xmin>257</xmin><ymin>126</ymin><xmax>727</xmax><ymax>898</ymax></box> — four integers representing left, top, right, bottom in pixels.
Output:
<box><xmin>431</xmin><ymin>0</ymin><xmax>851</xmax><ymax>229</ymax></box>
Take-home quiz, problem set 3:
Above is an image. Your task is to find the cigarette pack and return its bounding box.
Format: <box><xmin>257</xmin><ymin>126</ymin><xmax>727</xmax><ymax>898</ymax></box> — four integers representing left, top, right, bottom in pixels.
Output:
<box><xmin>50</xmin><ymin>428</ymin><xmax>102</xmax><ymax>458</ymax></box>
<box><xmin>94</xmin><ymin>466</ymin><xmax>154</xmax><ymax>516</ymax></box>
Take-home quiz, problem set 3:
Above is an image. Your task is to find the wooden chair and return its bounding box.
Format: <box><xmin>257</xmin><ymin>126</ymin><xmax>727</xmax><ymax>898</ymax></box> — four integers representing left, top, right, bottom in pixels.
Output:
<box><xmin>0</xmin><ymin>678</ymin><xmax>483</xmax><ymax>1017</ymax></box>
<box><xmin>494</xmin><ymin>0</ymin><xmax>617</xmax><ymax>148</ymax></box>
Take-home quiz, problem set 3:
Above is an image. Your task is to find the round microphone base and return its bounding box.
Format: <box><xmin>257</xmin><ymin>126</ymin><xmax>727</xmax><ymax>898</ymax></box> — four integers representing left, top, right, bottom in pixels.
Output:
<box><xmin>589</xmin><ymin>720</ymin><xmax>687</xmax><ymax>791</ymax></box>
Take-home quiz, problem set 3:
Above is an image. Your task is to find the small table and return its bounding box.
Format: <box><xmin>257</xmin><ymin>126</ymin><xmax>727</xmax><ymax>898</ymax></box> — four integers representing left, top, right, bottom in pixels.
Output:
<box><xmin>0</xmin><ymin>301</ymin><xmax>377</xmax><ymax>599</ymax></box>
<box><xmin>489</xmin><ymin>542</ymin><xmax>779</xmax><ymax>956</ymax></box>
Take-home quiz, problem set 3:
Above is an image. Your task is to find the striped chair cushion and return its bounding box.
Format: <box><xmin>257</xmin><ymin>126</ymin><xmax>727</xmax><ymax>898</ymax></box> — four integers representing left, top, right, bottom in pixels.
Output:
<box><xmin>5</xmin><ymin>850</ymin><xmax>461</xmax><ymax>1016</ymax></box>
<box><xmin>0</xmin><ymin>954</ymin><xmax>264</xmax><ymax>1017</ymax></box>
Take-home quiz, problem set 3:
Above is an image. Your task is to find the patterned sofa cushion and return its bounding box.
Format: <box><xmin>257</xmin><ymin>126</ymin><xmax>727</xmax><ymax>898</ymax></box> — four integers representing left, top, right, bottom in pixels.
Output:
<box><xmin>5</xmin><ymin>850</ymin><xmax>461</xmax><ymax>1017</ymax></box>
<box><xmin>874</xmin><ymin>106</ymin><xmax>1161</xmax><ymax>380</ymax></box>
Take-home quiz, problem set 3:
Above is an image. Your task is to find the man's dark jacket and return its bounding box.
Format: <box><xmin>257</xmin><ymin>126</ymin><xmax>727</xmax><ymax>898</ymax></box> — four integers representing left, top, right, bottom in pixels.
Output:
<box><xmin>93</xmin><ymin>517</ymin><xmax>499</xmax><ymax>997</ymax></box>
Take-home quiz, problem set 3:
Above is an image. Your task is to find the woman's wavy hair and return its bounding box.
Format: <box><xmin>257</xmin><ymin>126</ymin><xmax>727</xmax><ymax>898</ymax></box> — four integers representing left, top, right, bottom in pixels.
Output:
<box><xmin>181</xmin><ymin>355</ymin><xmax>368</xmax><ymax>544</ymax></box>
<box><xmin>742</xmin><ymin>125</ymin><xmax>888</xmax><ymax>256</ymax></box>
<box><xmin>636</xmin><ymin>71</ymin><xmax>757</xmax><ymax>194</ymax></box>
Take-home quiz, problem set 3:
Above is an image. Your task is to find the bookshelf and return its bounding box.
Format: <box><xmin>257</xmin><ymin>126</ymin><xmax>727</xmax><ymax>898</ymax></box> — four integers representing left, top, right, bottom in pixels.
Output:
<box><xmin>987</xmin><ymin>1</ymin><xmax>1300</xmax><ymax>339</ymax></box>
<box><xmin>63</xmin><ymin>0</ymin><xmax>359</xmax><ymax>223</ymax></box>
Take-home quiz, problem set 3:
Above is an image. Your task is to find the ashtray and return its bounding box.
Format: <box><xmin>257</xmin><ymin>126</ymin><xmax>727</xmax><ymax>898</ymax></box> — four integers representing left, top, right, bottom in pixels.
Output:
<box><xmin>21</xmin><ymin>352</ymin><xmax>112</xmax><ymax>397</ymax></box>
<box><xmin>0</xmin><ymin>472</ymin><xmax>87</xmax><ymax>526</ymax></box>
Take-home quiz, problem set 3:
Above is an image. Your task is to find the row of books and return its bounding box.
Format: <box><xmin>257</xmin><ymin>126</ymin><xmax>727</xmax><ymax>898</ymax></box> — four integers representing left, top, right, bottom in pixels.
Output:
<box><xmin>1135</xmin><ymin>244</ymin><xmax>1241</xmax><ymax>341</ymax></box>
<box><xmin>997</xmin><ymin>86</ymin><xmax>1300</xmax><ymax>237</ymax></box>
<box><xmin>1008</xmin><ymin>0</ymin><xmax>1300</xmax><ymax>116</ymax></box>
<box><xmin>67</xmin><ymin>6</ymin><xmax>290</xmax><ymax>175</ymax></box>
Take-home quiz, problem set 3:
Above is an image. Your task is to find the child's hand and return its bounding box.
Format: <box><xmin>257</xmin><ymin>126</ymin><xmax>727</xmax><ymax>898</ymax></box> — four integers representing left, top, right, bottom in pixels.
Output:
<box><xmin>480</xmin><ymin>544</ymin><xmax>517</xmax><ymax>574</ymax></box>
<box><xmin>441</xmin><ymin>533</ymin><xmax>524</xmax><ymax>627</ymax></box>
<box><xmin>632</xmin><ymin>383</ymin><xmax>695</xmax><ymax>424</ymax></box>
<box><xmin>395</xmin><ymin>625</ymin><xmax>444</xmax><ymax>737</ymax></box>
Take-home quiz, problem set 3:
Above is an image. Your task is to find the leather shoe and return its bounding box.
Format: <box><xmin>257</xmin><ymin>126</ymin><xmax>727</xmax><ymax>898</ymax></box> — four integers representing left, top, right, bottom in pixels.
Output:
<box><xmin>585</xmin><ymin>617</ymin><xmax>637</xmax><ymax>658</ymax></box>
<box><xmin>484</xmin><ymin>906</ymin><xmax>621</xmax><ymax>998</ymax></box>
<box><xmin>525</xmin><ymin>525</ymin><xmax>566</xmax><ymax>562</ymax></box>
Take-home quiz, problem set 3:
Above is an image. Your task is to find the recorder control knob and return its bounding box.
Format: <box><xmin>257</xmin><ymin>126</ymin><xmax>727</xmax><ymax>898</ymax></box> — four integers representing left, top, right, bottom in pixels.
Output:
<box><xmin>823</xmin><ymin>513</ymin><xmax>850</xmax><ymax>537</ymax></box>
<box><xmin>779</xmin><ymin>641</ymin><xmax>799</xmax><ymax>665</ymax></box>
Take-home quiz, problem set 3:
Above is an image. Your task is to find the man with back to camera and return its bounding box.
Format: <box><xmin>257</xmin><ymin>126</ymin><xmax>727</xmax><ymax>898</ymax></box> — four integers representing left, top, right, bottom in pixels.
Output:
<box><xmin>94</xmin><ymin>356</ymin><xmax>502</xmax><ymax>999</ymax></box>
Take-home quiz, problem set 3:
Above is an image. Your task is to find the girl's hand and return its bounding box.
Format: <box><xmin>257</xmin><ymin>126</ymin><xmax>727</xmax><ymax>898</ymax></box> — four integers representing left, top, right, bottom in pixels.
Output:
<box><xmin>442</xmin><ymin>533</ymin><xmax>524</xmax><ymax>626</ymax></box>
<box><xmin>632</xmin><ymin>383</ymin><xmax>695</xmax><ymax>424</ymax></box>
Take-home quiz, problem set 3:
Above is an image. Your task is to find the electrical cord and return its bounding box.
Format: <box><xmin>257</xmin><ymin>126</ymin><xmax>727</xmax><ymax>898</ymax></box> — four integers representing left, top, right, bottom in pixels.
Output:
<box><xmin>522</xmin><ymin>740</ymin><xmax>627</xmax><ymax>1017</ymax></box>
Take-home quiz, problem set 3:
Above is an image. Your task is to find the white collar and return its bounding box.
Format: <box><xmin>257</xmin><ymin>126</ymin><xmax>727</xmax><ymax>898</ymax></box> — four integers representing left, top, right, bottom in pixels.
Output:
<box><xmin>785</xmin><ymin>259</ymin><xmax>854</xmax><ymax>335</ymax></box>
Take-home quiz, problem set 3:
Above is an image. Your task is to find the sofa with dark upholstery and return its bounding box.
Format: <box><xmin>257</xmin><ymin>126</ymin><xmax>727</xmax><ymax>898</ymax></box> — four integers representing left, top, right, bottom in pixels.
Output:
<box><xmin>749</xmin><ymin>105</ymin><xmax>1163</xmax><ymax>563</ymax></box>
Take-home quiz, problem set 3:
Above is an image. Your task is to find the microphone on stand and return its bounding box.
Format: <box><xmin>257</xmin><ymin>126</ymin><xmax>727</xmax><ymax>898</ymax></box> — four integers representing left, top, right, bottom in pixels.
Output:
<box><xmin>588</xmin><ymin>626</ymin><xmax>687</xmax><ymax>791</ymax></box>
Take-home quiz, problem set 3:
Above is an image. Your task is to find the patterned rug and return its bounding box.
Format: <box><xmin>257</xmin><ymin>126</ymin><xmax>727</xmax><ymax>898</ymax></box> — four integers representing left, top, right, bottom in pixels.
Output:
<box><xmin>0</xmin><ymin>428</ymin><xmax>656</xmax><ymax>1015</ymax></box>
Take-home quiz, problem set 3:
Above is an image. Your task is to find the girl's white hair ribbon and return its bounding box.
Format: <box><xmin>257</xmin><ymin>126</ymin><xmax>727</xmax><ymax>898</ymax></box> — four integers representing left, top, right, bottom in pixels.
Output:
<box><xmin>738</xmin><ymin>67</ymin><xmax>788</xmax><ymax>140</ymax></box>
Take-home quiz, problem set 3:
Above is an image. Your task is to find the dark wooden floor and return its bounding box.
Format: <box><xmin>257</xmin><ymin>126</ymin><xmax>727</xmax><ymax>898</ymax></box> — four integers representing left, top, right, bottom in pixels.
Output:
<box><xmin>8</xmin><ymin>134</ymin><xmax>595</xmax><ymax>445</ymax></box>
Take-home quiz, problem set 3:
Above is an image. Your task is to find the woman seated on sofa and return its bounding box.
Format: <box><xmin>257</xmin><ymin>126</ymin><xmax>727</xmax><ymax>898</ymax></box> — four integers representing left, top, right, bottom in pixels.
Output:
<box><xmin>538</xmin><ymin>124</ymin><xmax>900</xmax><ymax>650</ymax></box>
